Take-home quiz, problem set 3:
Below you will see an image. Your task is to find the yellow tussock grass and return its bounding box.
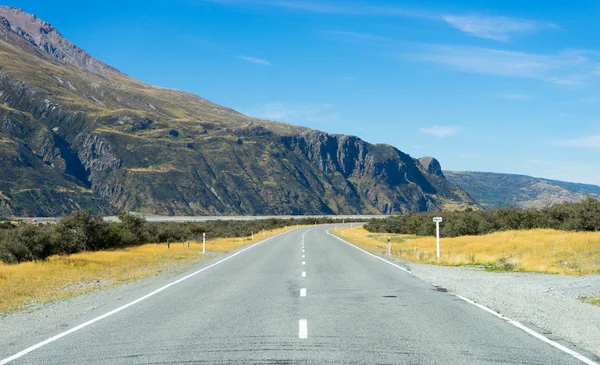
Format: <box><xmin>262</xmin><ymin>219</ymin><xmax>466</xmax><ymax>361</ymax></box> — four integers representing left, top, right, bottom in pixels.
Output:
<box><xmin>0</xmin><ymin>226</ymin><xmax>297</xmax><ymax>313</ymax></box>
<box><xmin>334</xmin><ymin>227</ymin><xmax>600</xmax><ymax>276</ymax></box>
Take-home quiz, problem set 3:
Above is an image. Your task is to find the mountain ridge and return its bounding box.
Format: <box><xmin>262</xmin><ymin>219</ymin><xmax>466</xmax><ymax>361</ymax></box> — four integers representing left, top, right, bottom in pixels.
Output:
<box><xmin>445</xmin><ymin>171</ymin><xmax>600</xmax><ymax>209</ymax></box>
<box><xmin>0</xmin><ymin>7</ymin><xmax>477</xmax><ymax>217</ymax></box>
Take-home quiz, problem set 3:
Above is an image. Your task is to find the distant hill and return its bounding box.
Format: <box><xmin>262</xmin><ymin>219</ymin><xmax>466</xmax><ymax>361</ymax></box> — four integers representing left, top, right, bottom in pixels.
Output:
<box><xmin>0</xmin><ymin>7</ymin><xmax>477</xmax><ymax>217</ymax></box>
<box><xmin>444</xmin><ymin>171</ymin><xmax>600</xmax><ymax>209</ymax></box>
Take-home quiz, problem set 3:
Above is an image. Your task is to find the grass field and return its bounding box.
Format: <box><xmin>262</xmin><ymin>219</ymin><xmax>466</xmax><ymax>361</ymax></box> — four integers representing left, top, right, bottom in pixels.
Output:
<box><xmin>333</xmin><ymin>227</ymin><xmax>600</xmax><ymax>276</ymax></box>
<box><xmin>0</xmin><ymin>226</ymin><xmax>296</xmax><ymax>313</ymax></box>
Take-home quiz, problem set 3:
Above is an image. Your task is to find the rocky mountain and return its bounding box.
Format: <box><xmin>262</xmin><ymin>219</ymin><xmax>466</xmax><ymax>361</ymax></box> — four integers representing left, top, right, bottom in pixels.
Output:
<box><xmin>445</xmin><ymin>171</ymin><xmax>600</xmax><ymax>209</ymax></box>
<box><xmin>0</xmin><ymin>6</ymin><xmax>477</xmax><ymax>217</ymax></box>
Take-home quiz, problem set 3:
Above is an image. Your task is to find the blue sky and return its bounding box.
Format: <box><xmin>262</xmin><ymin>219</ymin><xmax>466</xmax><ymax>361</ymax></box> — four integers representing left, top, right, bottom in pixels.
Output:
<box><xmin>7</xmin><ymin>0</ymin><xmax>600</xmax><ymax>184</ymax></box>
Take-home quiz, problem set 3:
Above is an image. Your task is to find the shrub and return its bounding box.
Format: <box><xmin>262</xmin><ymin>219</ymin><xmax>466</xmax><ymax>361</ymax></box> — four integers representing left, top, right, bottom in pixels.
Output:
<box><xmin>0</xmin><ymin>212</ymin><xmax>364</xmax><ymax>264</ymax></box>
<box><xmin>365</xmin><ymin>198</ymin><xmax>600</xmax><ymax>238</ymax></box>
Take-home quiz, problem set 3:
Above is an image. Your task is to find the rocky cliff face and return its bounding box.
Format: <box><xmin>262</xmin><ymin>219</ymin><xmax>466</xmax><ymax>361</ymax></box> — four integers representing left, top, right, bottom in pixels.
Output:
<box><xmin>0</xmin><ymin>7</ymin><xmax>478</xmax><ymax>216</ymax></box>
<box><xmin>0</xmin><ymin>6</ymin><xmax>116</xmax><ymax>76</ymax></box>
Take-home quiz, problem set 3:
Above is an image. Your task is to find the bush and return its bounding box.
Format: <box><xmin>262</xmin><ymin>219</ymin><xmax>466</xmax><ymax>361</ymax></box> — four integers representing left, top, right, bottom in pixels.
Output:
<box><xmin>0</xmin><ymin>212</ymin><xmax>363</xmax><ymax>264</ymax></box>
<box><xmin>365</xmin><ymin>198</ymin><xmax>600</xmax><ymax>238</ymax></box>
<box><xmin>0</xmin><ymin>224</ymin><xmax>53</xmax><ymax>263</ymax></box>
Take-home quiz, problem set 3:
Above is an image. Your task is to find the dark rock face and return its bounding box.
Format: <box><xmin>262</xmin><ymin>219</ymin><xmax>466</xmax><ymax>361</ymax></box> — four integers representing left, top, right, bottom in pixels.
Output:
<box><xmin>419</xmin><ymin>156</ymin><xmax>444</xmax><ymax>177</ymax></box>
<box><xmin>0</xmin><ymin>7</ymin><xmax>478</xmax><ymax>217</ymax></box>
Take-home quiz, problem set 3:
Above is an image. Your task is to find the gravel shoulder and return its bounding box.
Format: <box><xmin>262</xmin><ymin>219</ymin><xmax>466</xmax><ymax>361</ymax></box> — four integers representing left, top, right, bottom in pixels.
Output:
<box><xmin>397</xmin><ymin>258</ymin><xmax>600</xmax><ymax>359</ymax></box>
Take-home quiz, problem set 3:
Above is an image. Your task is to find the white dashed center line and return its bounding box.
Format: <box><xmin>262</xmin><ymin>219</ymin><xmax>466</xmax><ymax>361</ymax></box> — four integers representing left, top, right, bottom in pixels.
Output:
<box><xmin>302</xmin><ymin>271</ymin><xmax>306</xmax><ymax>277</ymax></box>
<box><xmin>302</xmin><ymin>261</ymin><xmax>306</xmax><ymax>265</ymax></box>
<box><xmin>300</xmin><ymin>288</ymin><xmax>307</xmax><ymax>297</ymax></box>
<box><xmin>299</xmin><ymin>319</ymin><xmax>308</xmax><ymax>339</ymax></box>
<box><xmin>302</xmin><ymin>255</ymin><xmax>305</xmax><ymax>258</ymax></box>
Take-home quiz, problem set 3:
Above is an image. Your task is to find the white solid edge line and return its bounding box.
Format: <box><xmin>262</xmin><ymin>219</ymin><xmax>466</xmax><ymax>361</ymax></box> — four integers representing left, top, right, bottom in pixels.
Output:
<box><xmin>0</xmin><ymin>228</ymin><xmax>301</xmax><ymax>365</ymax></box>
<box><xmin>300</xmin><ymin>288</ymin><xmax>307</xmax><ymax>297</ymax></box>
<box><xmin>455</xmin><ymin>294</ymin><xmax>598</xmax><ymax>365</ymax></box>
<box><xmin>302</xmin><ymin>271</ymin><xmax>306</xmax><ymax>277</ymax></box>
<box><xmin>326</xmin><ymin>229</ymin><xmax>412</xmax><ymax>275</ymax></box>
<box><xmin>326</xmin><ymin>229</ymin><xmax>599</xmax><ymax>365</ymax></box>
<box><xmin>299</xmin><ymin>319</ymin><xmax>308</xmax><ymax>339</ymax></box>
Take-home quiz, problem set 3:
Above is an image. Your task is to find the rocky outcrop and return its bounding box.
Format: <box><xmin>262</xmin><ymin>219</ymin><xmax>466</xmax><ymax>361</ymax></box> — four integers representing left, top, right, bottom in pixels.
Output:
<box><xmin>419</xmin><ymin>156</ymin><xmax>444</xmax><ymax>177</ymax></box>
<box><xmin>0</xmin><ymin>6</ymin><xmax>117</xmax><ymax>76</ymax></box>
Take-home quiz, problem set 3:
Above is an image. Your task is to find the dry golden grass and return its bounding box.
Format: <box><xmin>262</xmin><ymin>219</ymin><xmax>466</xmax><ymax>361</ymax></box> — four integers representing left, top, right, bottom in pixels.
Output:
<box><xmin>0</xmin><ymin>226</ymin><xmax>296</xmax><ymax>313</ymax></box>
<box><xmin>334</xmin><ymin>227</ymin><xmax>600</xmax><ymax>276</ymax></box>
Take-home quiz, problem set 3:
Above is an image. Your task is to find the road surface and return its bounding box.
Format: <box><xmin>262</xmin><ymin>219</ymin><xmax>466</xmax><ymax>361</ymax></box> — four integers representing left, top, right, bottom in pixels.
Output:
<box><xmin>1</xmin><ymin>226</ymin><xmax>595</xmax><ymax>364</ymax></box>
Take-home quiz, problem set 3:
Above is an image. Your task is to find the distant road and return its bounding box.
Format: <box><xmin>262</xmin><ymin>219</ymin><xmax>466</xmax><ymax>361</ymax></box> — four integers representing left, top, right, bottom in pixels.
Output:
<box><xmin>10</xmin><ymin>214</ymin><xmax>389</xmax><ymax>223</ymax></box>
<box><xmin>1</xmin><ymin>226</ymin><xmax>593</xmax><ymax>364</ymax></box>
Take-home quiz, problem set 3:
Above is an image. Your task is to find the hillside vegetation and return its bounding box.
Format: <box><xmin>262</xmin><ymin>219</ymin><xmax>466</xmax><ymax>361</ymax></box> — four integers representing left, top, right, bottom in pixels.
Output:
<box><xmin>0</xmin><ymin>212</ymin><xmax>356</xmax><ymax>264</ymax></box>
<box><xmin>445</xmin><ymin>171</ymin><xmax>600</xmax><ymax>209</ymax></box>
<box><xmin>365</xmin><ymin>198</ymin><xmax>600</xmax><ymax>238</ymax></box>
<box><xmin>0</xmin><ymin>7</ymin><xmax>476</xmax><ymax>217</ymax></box>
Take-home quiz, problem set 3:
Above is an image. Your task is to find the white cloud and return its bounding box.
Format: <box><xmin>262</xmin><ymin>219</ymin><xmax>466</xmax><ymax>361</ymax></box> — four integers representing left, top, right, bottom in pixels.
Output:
<box><xmin>553</xmin><ymin>135</ymin><xmax>600</xmax><ymax>149</ymax></box>
<box><xmin>442</xmin><ymin>15</ymin><xmax>551</xmax><ymax>41</ymax></box>
<box><xmin>200</xmin><ymin>1</ymin><xmax>553</xmax><ymax>41</ymax></box>
<box><xmin>419</xmin><ymin>126</ymin><xmax>458</xmax><ymax>137</ymax></box>
<box><xmin>249</xmin><ymin>102</ymin><xmax>340</xmax><ymax>124</ymax></box>
<box><xmin>411</xmin><ymin>45</ymin><xmax>599</xmax><ymax>85</ymax></box>
<box><xmin>239</xmin><ymin>55</ymin><xmax>271</xmax><ymax>66</ymax></box>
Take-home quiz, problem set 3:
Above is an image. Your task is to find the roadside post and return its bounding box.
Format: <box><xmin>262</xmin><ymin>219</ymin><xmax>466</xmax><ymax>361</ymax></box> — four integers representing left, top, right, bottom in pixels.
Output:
<box><xmin>433</xmin><ymin>217</ymin><xmax>443</xmax><ymax>260</ymax></box>
<box><xmin>187</xmin><ymin>241</ymin><xmax>190</xmax><ymax>248</ymax></box>
<box><xmin>252</xmin><ymin>231</ymin><xmax>254</xmax><ymax>241</ymax></box>
<box><xmin>167</xmin><ymin>239</ymin><xmax>170</xmax><ymax>249</ymax></box>
<box><xmin>202</xmin><ymin>233</ymin><xmax>206</xmax><ymax>254</ymax></box>
<box><xmin>387</xmin><ymin>236</ymin><xmax>391</xmax><ymax>256</ymax></box>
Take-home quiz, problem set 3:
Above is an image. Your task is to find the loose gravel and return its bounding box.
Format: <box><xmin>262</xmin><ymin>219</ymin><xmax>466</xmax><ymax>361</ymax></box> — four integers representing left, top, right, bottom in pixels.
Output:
<box><xmin>398</xmin><ymin>259</ymin><xmax>600</xmax><ymax>359</ymax></box>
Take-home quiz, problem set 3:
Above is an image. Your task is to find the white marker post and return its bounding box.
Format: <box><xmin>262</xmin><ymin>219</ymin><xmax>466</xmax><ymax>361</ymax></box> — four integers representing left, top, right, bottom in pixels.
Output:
<box><xmin>387</xmin><ymin>236</ymin><xmax>391</xmax><ymax>256</ymax></box>
<box><xmin>202</xmin><ymin>232</ymin><xmax>206</xmax><ymax>254</ymax></box>
<box><xmin>433</xmin><ymin>217</ymin><xmax>443</xmax><ymax>260</ymax></box>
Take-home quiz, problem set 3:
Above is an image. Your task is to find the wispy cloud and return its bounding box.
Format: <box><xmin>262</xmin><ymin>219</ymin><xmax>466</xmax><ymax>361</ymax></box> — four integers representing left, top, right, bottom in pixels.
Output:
<box><xmin>248</xmin><ymin>102</ymin><xmax>340</xmax><ymax>124</ymax></box>
<box><xmin>500</xmin><ymin>93</ymin><xmax>536</xmax><ymax>100</ymax></box>
<box><xmin>410</xmin><ymin>46</ymin><xmax>599</xmax><ymax>85</ymax></box>
<box><xmin>199</xmin><ymin>1</ymin><xmax>553</xmax><ymax>41</ymax></box>
<box><xmin>441</xmin><ymin>15</ymin><xmax>553</xmax><ymax>42</ymax></box>
<box><xmin>199</xmin><ymin>0</ymin><xmax>426</xmax><ymax>16</ymax></box>
<box><xmin>419</xmin><ymin>126</ymin><xmax>458</xmax><ymax>137</ymax></box>
<box><xmin>553</xmin><ymin>135</ymin><xmax>600</xmax><ymax>149</ymax></box>
<box><xmin>239</xmin><ymin>55</ymin><xmax>271</xmax><ymax>66</ymax></box>
<box><xmin>325</xmin><ymin>30</ymin><xmax>399</xmax><ymax>44</ymax></box>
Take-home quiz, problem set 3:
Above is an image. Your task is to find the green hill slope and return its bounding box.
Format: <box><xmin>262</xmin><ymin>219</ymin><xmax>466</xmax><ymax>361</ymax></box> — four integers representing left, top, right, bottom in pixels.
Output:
<box><xmin>445</xmin><ymin>171</ymin><xmax>600</xmax><ymax>209</ymax></box>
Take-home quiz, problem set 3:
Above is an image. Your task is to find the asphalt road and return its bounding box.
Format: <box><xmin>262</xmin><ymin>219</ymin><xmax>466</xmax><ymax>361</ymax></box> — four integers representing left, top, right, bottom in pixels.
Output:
<box><xmin>1</xmin><ymin>226</ymin><xmax>593</xmax><ymax>364</ymax></box>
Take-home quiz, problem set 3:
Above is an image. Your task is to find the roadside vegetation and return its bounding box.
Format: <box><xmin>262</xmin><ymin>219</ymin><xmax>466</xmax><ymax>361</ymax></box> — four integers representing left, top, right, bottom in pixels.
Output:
<box><xmin>365</xmin><ymin>198</ymin><xmax>600</xmax><ymax>237</ymax></box>
<box><xmin>335</xmin><ymin>226</ymin><xmax>600</xmax><ymax>275</ymax></box>
<box><xmin>0</xmin><ymin>226</ymin><xmax>294</xmax><ymax>313</ymax></box>
<box><xmin>0</xmin><ymin>212</ymin><xmax>353</xmax><ymax>264</ymax></box>
<box><xmin>582</xmin><ymin>297</ymin><xmax>600</xmax><ymax>306</ymax></box>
